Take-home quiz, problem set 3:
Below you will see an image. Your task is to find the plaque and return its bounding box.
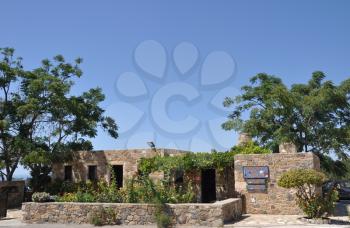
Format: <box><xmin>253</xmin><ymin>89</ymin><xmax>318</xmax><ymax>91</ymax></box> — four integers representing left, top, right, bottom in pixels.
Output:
<box><xmin>247</xmin><ymin>184</ymin><xmax>267</xmax><ymax>193</ymax></box>
<box><xmin>243</xmin><ymin>166</ymin><xmax>269</xmax><ymax>179</ymax></box>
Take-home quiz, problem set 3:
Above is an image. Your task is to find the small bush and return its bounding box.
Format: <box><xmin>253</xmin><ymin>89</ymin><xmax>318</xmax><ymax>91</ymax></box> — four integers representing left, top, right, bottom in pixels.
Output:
<box><xmin>95</xmin><ymin>180</ymin><xmax>122</xmax><ymax>203</ymax></box>
<box><xmin>298</xmin><ymin>189</ymin><xmax>338</xmax><ymax>219</ymax></box>
<box><xmin>46</xmin><ymin>179</ymin><xmax>80</xmax><ymax>195</ymax></box>
<box><xmin>56</xmin><ymin>192</ymin><xmax>77</xmax><ymax>202</ymax></box>
<box><xmin>76</xmin><ymin>191</ymin><xmax>96</xmax><ymax>202</ymax></box>
<box><xmin>278</xmin><ymin>169</ymin><xmax>338</xmax><ymax>218</ymax></box>
<box><xmin>89</xmin><ymin>206</ymin><xmax>119</xmax><ymax>226</ymax></box>
<box><xmin>156</xmin><ymin>212</ymin><xmax>171</xmax><ymax>228</ymax></box>
<box><xmin>90</xmin><ymin>215</ymin><xmax>103</xmax><ymax>226</ymax></box>
<box><xmin>155</xmin><ymin>203</ymin><xmax>171</xmax><ymax>228</ymax></box>
<box><xmin>230</xmin><ymin>141</ymin><xmax>271</xmax><ymax>155</ymax></box>
<box><xmin>32</xmin><ymin>192</ymin><xmax>51</xmax><ymax>202</ymax></box>
<box><xmin>278</xmin><ymin>169</ymin><xmax>327</xmax><ymax>188</ymax></box>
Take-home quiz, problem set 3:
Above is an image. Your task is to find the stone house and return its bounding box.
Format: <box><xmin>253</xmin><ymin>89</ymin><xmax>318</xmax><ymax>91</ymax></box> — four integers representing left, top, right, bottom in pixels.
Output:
<box><xmin>52</xmin><ymin>149</ymin><xmax>185</xmax><ymax>188</ymax></box>
<box><xmin>51</xmin><ymin>136</ymin><xmax>321</xmax><ymax>211</ymax></box>
<box><xmin>51</xmin><ymin>148</ymin><xmax>235</xmax><ymax>203</ymax></box>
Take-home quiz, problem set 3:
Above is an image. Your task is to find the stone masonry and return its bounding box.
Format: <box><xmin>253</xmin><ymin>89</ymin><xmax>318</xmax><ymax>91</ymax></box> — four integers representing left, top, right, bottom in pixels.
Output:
<box><xmin>22</xmin><ymin>198</ymin><xmax>242</xmax><ymax>226</ymax></box>
<box><xmin>52</xmin><ymin>148</ymin><xmax>235</xmax><ymax>203</ymax></box>
<box><xmin>184</xmin><ymin>167</ymin><xmax>235</xmax><ymax>203</ymax></box>
<box><xmin>234</xmin><ymin>152</ymin><xmax>320</xmax><ymax>215</ymax></box>
<box><xmin>52</xmin><ymin>148</ymin><xmax>187</xmax><ymax>183</ymax></box>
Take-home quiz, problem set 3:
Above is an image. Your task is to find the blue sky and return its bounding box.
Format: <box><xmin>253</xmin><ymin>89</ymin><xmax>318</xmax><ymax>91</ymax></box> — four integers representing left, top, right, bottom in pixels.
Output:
<box><xmin>1</xmin><ymin>0</ymin><xmax>350</xmax><ymax>178</ymax></box>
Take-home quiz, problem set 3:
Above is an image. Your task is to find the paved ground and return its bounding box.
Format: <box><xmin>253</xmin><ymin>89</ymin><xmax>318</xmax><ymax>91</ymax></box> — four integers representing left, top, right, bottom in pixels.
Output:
<box><xmin>225</xmin><ymin>214</ymin><xmax>350</xmax><ymax>227</ymax></box>
<box><xmin>1</xmin><ymin>209</ymin><xmax>350</xmax><ymax>227</ymax></box>
<box><xmin>0</xmin><ymin>210</ymin><xmax>155</xmax><ymax>228</ymax></box>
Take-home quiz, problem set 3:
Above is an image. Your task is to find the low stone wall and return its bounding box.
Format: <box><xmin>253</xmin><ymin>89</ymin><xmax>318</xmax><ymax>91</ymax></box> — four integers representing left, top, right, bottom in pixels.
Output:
<box><xmin>22</xmin><ymin>198</ymin><xmax>242</xmax><ymax>226</ymax></box>
<box><xmin>168</xmin><ymin>198</ymin><xmax>242</xmax><ymax>226</ymax></box>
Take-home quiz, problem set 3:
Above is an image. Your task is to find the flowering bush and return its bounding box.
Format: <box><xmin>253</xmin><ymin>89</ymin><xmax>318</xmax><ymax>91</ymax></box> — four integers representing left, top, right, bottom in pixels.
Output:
<box><xmin>32</xmin><ymin>192</ymin><xmax>51</xmax><ymax>202</ymax></box>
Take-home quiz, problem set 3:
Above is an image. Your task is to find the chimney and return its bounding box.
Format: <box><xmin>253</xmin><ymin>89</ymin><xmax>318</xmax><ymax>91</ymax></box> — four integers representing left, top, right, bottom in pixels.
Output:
<box><xmin>237</xmin><ymin>132</ymin><xmax>252</xmax><ymax>146</ymax></box>
<box><xmin>279</xmin><ymin>142</ymin><xmax>297</xmax><ymax>154</ymax></box>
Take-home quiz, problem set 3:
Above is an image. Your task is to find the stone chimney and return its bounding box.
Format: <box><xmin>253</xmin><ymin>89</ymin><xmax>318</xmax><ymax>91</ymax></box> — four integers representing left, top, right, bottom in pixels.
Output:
<box><xmin>237</xmin><ymin>132</ymin><xmax>252</xmax><ymax>146</ymax></box>
<box><xmin>279</xmin><ymin>142</ymin><xmax>297</xmax><ymax>154</ymax></box>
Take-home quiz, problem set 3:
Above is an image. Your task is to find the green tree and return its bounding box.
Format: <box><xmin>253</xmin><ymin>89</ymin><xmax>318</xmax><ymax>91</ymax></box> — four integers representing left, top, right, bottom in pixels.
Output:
<box><xmin>222</xmin><ymin>72</ymin><xmax>350</xmax><ymax>176</ymax></box>
<box><xmin>0</xmin><ymin>48</ymin><xmax>118</xmax><ymax>185</ymax></box>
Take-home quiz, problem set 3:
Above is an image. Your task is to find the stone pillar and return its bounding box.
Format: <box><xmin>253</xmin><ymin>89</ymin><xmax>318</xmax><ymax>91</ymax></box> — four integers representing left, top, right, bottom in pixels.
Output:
<box><xmin>237</xmin><ymin>133</ymin><xmax>252</xmax><ymax>146</ymax></box>
<box><xmin>279</xmin><ymin>142</ymin><xmax>297</xmax><ymax>153</ymax></box>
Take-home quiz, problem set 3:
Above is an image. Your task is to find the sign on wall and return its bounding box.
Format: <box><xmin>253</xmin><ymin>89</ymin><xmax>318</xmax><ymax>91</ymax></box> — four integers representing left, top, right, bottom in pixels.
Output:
<box><xmin>243</xmin><ymin>166</ymin><xmax>269</xmax><ymax>193</ymax></box>
<box><xmin>243</xmin><ymin>166</ymin><xmax>269</xmax><ymax>179</ymax></box>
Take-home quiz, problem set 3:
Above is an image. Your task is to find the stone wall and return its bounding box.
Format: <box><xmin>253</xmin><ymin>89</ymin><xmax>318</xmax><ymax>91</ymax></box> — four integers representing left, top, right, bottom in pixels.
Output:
<box><xmin>0</xmin><ymin>181</ymin><xmax>25</xmax><ymax>208</ymax></box>
<box><xmin>22</xmin><ymin>198</ymin><xmax>242</xmax><ymax>226</ymax></box>
<box><xmin>234</xmin><ymin>152</ymin><xmax>320</xmax><ymax>215</ymax></box>
<box><xmin>184</xmin><ymin>167</ymin><xmax>235</xmax><ymax>203</ymax></box>
<box><xmin>52</xmin><ymin>148</ymin><xmax>188</xmax><ymax>184</ymax></box>
<box><xmin>216</xmin><ymin>167</ymin><xmax>235</xmax><ymax>200</ymax></box>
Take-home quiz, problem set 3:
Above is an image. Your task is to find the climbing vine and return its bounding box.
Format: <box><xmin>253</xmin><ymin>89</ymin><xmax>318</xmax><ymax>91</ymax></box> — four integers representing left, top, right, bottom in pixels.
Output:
<box><xmin>138</xmin><ymin>141</ymin><xmax>271</xmax><ymax>175</ymax></box>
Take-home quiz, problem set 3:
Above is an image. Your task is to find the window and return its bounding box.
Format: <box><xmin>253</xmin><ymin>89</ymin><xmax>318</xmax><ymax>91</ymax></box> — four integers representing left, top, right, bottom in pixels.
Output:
<box><xmin>64</xmin><ymin>165</ymin><xmax>72</xmax><ymax>181</ymax></box>
<box><xmin>88</xmin><ymin>165</ymin><xmax>97</xmax><ymax>181</ymax></box>
<box><xmin>112</xmin><ymin>165</ymin><xmax>123</xmax><ymax>189</ymax></box>
<box><xmin>175</xmin><ymin>170</ymin><xmax>184</xmax><ymax>185</ymax></box>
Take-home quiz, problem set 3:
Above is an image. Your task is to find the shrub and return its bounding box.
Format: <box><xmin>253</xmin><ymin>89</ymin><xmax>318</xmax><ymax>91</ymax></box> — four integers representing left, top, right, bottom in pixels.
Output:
<box><xmin>121</xmin><ymin>176</ymin><xmax>156</xmax><ymax>203</ymax></box>
<box><xmin>155</xmin><ymin>204</ymin><xmax>171</xmax><ymax>228</ymax></box>
<box><xmin>230</xmin><ymin>141</ymin><xmax>271</xmax><ymax>155</ymax></box>
<box><xmin>278</xmin><ymin>169</ymin><xmax>338</xmax><ymax>218</ymax></box>
<box><xmin>46</xmin><ymin>179</ymin><xmax>79</xmax><ymax>195</ymax></box>
<box><xmin>76</xmin><ymin>191</ymin><xmax>96</xmax><ymax>202</ymax></box>
<box><xmin>90</xmin><ymin>214</ymin><xmax>103</xmax><ymax>226</ymax></box>
<box><xmin>56</xmin><ymin>192</ymin><xmax>77</xmax><ymax>202</ymax></box>
<box><xmin>173</xmin><ymin>182</ymin><xmax>196</xmax><ymax>203</ymax></box>
<box><xmin>54</xmin><ymin>174</ymin><xmax>195</xmax><ymax>205</ymax></box>
<box><xmin>32</xmin><ymin>192</ymin><xmax>51</xmax><ymax>202</ymax></box>
<box><xmin>89</xmin><ymin>206</ymin><xmax>119</xmax><ymax>226</ymax></box>
<box><xmin>120</xmin><ymin>176</ymin><xmax>195</xmax><ymax>204</ymax></box>
<box><xmin>95</xmin><ymin>180</ymin><xmax>122</xmax><ymax>203</ymax></box>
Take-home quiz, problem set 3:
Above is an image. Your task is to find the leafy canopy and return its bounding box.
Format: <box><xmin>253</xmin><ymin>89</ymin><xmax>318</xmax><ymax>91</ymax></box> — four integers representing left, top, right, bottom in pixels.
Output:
<box><xmin>222</xmin><ymin>72</ymin><xmax>350</xmax><ymax>176</ymax></box>
<box><xmin>0</xmin><ymin>47</ymin><xmax>118</xmax><ymax>182</ymax></box>
<box><xmin>278</xmin><ymin>169</ymin><xmax>326</xmax><ymax>189</ymax></box>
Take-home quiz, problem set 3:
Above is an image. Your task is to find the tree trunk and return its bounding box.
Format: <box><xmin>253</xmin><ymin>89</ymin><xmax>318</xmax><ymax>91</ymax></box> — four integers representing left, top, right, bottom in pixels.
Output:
<box><xmin>5</xmin><ymin>165</ymin><xmax>12</xmax><ymax>181</ymax></box>
<box><xmin>5</xmin><ymin>160</ymin><xmax>19</xmax><ymax>181</ymax></box>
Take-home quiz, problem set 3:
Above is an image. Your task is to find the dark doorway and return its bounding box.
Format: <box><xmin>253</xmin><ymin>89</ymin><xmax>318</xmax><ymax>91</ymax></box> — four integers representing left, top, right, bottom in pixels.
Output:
<box><xmin>112</xmin><ymin>165</ymin><xmax>123</xmax><ymax>189</ymax></box>
<box><xmin>64</xmin><ymin>165</ymin><xmax>72</xmax><ymax>181</ymax></box>
<box><xmin>88</xmin><ymin>165</ymin><xmax>97</xmax><ymax>181</ymax></box>
<box><xmin>201</xmin><ymin>169</ymin><xmax>216</xmax><ymax>203</ymax></box>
